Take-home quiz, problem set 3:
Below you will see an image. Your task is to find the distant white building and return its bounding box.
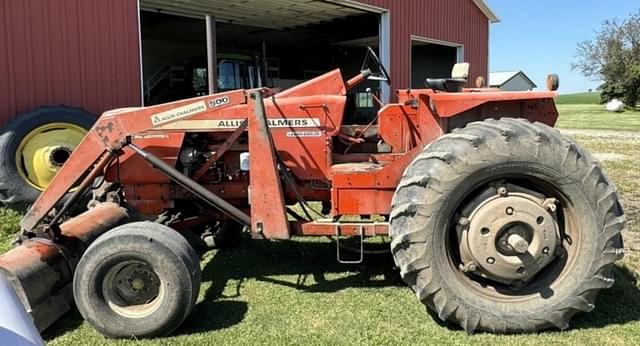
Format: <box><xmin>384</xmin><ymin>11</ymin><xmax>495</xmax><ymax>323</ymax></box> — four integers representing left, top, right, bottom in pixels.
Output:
<box><xmin>489</xmin><ymin>71</ymin><xmax>537</xmax><ymax>91</ymax></box>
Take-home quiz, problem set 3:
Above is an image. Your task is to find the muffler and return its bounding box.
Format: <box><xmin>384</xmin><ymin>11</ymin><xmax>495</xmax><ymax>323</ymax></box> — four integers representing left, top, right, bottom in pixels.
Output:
<box><xmin>0</xmin><ymin>203</ymin><xmax>129</xmax><ymax>332</ymax></box>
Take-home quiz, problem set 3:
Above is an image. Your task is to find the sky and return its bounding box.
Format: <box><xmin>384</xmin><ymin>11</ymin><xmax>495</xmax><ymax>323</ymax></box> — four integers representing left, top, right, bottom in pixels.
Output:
<box><xmin>486</xmin><ymin>0</ymin><xmax>639</xmax><ymax>94</ymax></box>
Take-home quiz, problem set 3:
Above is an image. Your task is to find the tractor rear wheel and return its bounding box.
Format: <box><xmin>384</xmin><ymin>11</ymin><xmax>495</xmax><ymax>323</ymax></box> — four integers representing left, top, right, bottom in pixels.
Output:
<box><xmin>389</xmin><ymin>118</ymin><xmax>625</xmax><ymax>333</ymax></box>
<box><xmin>0</xmin><ymin>106</ymin><xmax>95</xmax><ymax>208</ymax></box>
<box><xmin>73</xmin><ymin>222</ymin><xmax>201</xmax><ymax>338</ymax></box>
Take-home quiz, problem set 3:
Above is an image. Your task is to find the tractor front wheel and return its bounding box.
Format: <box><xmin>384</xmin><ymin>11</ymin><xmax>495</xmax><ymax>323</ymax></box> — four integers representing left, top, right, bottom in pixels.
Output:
<box><xmin>389</xmin><ymin>118</ymin><xmax>625</xmax><ymax>333</ymax></box>
<box><xmin>73</xmin><ymin>222</ymin><xmax>201</xmax><ymax>338</ymax></box>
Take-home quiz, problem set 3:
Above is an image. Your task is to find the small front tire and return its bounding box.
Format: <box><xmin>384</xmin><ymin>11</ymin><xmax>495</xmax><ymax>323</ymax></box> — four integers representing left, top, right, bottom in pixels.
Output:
<box><xmin>73</xmin><ymin>222</ymin><xmax>201</xmax><ymax>338</ymax></box>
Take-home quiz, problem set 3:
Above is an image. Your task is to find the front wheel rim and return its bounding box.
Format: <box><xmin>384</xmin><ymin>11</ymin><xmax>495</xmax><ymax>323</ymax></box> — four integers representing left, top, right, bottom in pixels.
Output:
<box><xmin>102</xmin><ymin>260</ymin><xmax>165</xmax><ymax>319</ymax></box>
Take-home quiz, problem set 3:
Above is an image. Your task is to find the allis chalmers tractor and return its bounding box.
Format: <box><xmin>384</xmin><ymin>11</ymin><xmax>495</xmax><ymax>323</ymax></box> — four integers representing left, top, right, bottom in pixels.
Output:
<box><xmin>0</xmin><ymin>49</ymin><xmax>625</xmax><ymax>338</ymax></box>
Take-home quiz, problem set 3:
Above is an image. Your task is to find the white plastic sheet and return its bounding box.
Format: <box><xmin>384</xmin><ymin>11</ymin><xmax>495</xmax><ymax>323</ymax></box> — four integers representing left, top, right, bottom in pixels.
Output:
<box><xmin>606</xmin><ymin>99</ymin><xmax>625</xmax><ymax>112</ymax></box>
<box><xmin>0</xmin><ymin>274</ymin><xmax>44</xmax><ymax>346</ymax></box>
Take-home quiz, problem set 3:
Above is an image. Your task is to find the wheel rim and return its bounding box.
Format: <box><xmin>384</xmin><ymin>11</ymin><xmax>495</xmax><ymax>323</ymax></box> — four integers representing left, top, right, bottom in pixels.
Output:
<box><xmin>103</xmin><ymin>260</ymin><xmax>165</xmax><ymax>319</ymax></box>
<box><xmin>448</xmin><ymin>178</ymin><xmax>581</xmax><ymax>300</ymax></box>
<box><xmin>15</xmin><ymin>122</ymin><xmax>87</xmax><ymax>191</ymax></box>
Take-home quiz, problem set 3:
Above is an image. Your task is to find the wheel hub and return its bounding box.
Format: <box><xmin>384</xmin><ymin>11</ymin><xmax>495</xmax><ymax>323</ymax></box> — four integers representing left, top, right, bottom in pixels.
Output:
<box><xmin>16</xmin><ymin>122</ymin><xmax>87</xmax><ymax>190</ymax></box>
<box><xmin>458</xmin><ymin>184</ymin><xmax>560</xmax><ymax>285</ymax></box>
<box><xmin>49</xmin><ymin>146</ymin><xmax>72</xmax><ymax>167</ymax></box>
<box><xmin>113</xmin><ymin>262</ymin><xmax>160</xmax><ymax>305</ymax></box>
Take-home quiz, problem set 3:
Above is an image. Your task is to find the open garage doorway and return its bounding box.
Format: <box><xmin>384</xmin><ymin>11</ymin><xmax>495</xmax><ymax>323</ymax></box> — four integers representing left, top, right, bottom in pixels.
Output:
<box><xmin>141</xmin><ymin>12</ymin><xmax>209</xmax><ymax>104</ymax></box>
<box><xmin>138</xmin><ymin>0</ymin><xmax>387</xmax><ymax>124</ymax></box>
<box><xmin>410</xmin><ymin>36</ymin><xmax>463</xmax><ymax>89</ymax></box>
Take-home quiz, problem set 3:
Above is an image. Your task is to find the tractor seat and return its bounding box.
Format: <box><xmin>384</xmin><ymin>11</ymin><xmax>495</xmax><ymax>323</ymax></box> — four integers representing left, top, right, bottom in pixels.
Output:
<box><xmin>425</xmin><ymin>62</ymin><xmax>470</xmax><ymax>93</ymax></box>
<box><xmin>330</xmin><ymin>162</ymin><xmax>382</xmax><ymax>175</ymax></box>
<box><xmin>425</xmin><ymin>78</ymin><xmax>467</xmax><ymax>92</ymax></box>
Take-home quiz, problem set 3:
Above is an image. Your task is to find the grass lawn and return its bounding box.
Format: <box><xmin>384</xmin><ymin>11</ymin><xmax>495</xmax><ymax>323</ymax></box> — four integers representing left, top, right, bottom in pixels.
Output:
<box><xmin>1</xmin><ymin>106</ymin><xmax>640</xmax><ymax>345</ymax></box>
<box><xmin>556</xmin><ymin>92</ymin><xmax>601</xmax><ymax>105</ymax></box>
<box><xmin>0</xmin><ymin>208</ymin><xmax>20</xmax><ymax>253</ymax></box>
<box><xmin>556</xmin><ymin>104</ymin><xmax>640</xmax><ymax>132</ymax></box>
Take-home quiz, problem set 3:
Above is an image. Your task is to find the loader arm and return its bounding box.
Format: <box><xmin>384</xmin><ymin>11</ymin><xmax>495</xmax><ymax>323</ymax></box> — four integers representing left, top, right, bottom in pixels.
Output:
<box><xmin>20</xmin><ymin>89</ymin><xmax>260</xmax><ymax>232</ymax></box>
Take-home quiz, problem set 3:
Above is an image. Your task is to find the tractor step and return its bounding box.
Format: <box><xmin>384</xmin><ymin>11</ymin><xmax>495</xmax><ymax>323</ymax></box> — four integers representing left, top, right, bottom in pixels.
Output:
<box><xmin>335</xmin><ymin>223</ymin><xmax>365</xmax><ymax>264</ymax></box>
<box><xmin>294</xmin><ymin>221</ymin><xmax>389</xmax><ymax>264</ymax></box>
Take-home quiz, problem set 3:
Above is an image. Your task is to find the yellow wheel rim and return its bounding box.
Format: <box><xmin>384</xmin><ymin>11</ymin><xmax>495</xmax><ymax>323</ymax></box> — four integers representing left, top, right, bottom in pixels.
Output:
<box><xmin>16</xmin><ymin>122</ymin><xmax>87</xmax><ymax>191</ymax></box>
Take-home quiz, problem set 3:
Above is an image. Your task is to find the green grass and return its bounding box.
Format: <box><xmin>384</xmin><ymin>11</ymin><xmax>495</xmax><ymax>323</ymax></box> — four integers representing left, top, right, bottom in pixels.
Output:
<box><xmin>0</xmin><ymin>208</ymin><xmax>20</xmax><ymax>253</ymax></box>
<box><xmin>2</xmin><ymin>104</ymin><xmax>640</xmax><ymax>345</ymax></box>
<box><xmin>556</xmin><ymin>92</ymin><xmax>601</xmax><ymax>105</ymax></box>
<box><xmin>556</xmin><ymin>104</ymin><xmax>640</xmax><ymax>132</ymax></box>
<box><xmin>42</xmin><ymin>239</ymin><xmax>640</xmax><ymax>346</ymax></box>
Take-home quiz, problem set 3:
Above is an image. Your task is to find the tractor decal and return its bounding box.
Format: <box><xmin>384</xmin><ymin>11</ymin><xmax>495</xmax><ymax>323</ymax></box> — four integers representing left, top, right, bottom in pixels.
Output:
<box><xmin>151</xmin><ymin>101</ymin><xmax>207</xmax><ymax>125</ymax></box>
<box><xmin>158</xmin><ymin>118</ymin><xmax>322</xmax><ymax>130</ymax></box>
<box><xmin>208</xmin><ymin>96</ymin><xmax>231</xmax><ymax>108</ymax></box>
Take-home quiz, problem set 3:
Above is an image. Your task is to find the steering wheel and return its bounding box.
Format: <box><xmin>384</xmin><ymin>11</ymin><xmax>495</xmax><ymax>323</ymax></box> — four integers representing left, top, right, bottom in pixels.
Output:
<box><xmin>361</xmin><ymin>46</ymin><xmax>391</xmax><ymax>85</ymax></box>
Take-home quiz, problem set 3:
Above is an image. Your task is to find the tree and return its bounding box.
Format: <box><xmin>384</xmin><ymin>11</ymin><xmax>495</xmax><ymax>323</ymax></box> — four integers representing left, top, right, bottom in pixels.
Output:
<box><xmin>573</xmin><ymin>10</ymin><xmax>640</xmax><ymax>107</ymax></box>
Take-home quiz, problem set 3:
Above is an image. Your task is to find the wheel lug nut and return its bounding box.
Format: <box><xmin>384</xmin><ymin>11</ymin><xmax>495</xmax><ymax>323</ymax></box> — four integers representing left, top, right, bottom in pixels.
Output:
<box><xmin>458</xmin><ymin>217</ymin><xmax>470</xmax><ymax>227</ymax></box>
<box><xmin>486</xmin><ymin>257</ymin><xmax>495</xmax><ymax>264</ymax></box>
<box><xmin>459</xmin><ymin>262</ymin><xmax>478</xmax><ymax>273</ymax></box>
<box><xmin>517</xmin><ymin>267</ymin><xmax>525</xmax><ymax>274</ymax></box>
<box><xmin>505</xmin><ymin>207</ymin><xmax>514</xmax><ymax>215</ymax></box>
<box><xmin>542</xmin><ymin>247</ymin><xmax>549</xmax><ymax>255</ymax></box>
<box><xmin>543</xmin><ymin>198</ymin><xmax>558</xmax><ymax>212</ymax></box>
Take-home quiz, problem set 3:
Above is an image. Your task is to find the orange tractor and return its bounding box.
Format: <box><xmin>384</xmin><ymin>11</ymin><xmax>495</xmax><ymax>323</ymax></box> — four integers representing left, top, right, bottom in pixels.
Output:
<box><xmin>0</xmin><ymin>49</ymin><xmax>625</xmax><ymax>337</ymax></box>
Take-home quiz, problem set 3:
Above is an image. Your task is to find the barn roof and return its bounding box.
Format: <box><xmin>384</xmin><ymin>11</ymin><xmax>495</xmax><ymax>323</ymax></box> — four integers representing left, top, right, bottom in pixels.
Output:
<box><xmin>489</xmin><ymin>71</ymin><xmax>537</xmax><ymax>88</ymax></box>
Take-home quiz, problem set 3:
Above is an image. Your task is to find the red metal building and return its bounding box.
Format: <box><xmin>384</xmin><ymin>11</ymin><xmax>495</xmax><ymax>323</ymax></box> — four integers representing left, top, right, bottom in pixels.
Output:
<box><xmin>0</xmin><ymin>0</ymin><xmax>142</xmax><ymax>122</ymax></box>
<box><xmin>0</xmin><ymin>0</ymin><xmax>497</xmax><ymax>122</ymax></box>
<box><xmin>0</xmin><ymin>0</ymin><xmax>497</xmax><ymax>205</ymax></box>
<box><xmin>359</xmin><ymin>0</ymin><xmax>495</xmax><ymax>91</ymax></box>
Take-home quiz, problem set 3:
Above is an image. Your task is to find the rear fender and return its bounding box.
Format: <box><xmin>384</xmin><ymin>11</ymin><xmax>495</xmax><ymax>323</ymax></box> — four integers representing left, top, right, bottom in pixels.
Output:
<box><xmin>398</xmin><ymin>89</ymin><xmax>558</xmax><ymax>134</ymax></box>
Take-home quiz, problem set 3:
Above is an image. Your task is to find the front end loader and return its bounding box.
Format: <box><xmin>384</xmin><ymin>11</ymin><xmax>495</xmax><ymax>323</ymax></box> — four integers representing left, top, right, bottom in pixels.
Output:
<box><xmin>0</xmin><ymin>49</ymin><xmax>625</xmax><ymax>337</ymax></box>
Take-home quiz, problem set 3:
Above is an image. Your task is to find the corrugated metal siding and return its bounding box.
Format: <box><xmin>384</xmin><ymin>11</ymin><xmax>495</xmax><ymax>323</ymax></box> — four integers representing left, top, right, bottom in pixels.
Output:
<box><xmin>358</xmin><ymin>0</ymin><xmax>489</xmax><ymax>89</ymax></box>
<box><xmin>0</xmin><ymin>0</ymin><xmax>141</xmax><ymax>124</ymax></box>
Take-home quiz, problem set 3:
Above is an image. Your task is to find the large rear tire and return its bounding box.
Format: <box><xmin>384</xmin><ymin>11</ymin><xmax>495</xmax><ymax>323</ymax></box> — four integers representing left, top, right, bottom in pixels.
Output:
<box><xmin>390</xmin><ymin>118</ymin><xmax>625</xmax><ymax>333</ymax></box>
<box><xmin>0</xmin><ymin>106</ymin><xmax>95</xmax><ymax>207</ymax></box>
<box><xmin>73</xmin><ymin>222</ymin><xmax>201</xmax><ymax>338</ymax></box>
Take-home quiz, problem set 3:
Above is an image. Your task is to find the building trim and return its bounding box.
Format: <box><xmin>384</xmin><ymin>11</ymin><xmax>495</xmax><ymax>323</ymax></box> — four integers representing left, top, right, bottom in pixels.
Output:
<box><xmin>137</xmin><ymin>0</ymin><xmax>145</xmax><ymax>106</ymax></box>
<box><xmin>472</xmin><ymin>0</ymin><xmax>500</xmax><ymax>23</ymax></box>
<box><xmin>323</xmin><ymin>0</ymin><xmax>388</xmax><ymax>13</ymax></box>
<box><xmin>379</xmin><ymin>11</ymin><xmax>391</xmax><ymax>103</ymax></box>
<box><xmin>410</xmin><ymin>35</ymin><xmax>464</xmax><ymax>50</ymax></box>
<box><xmin>487</xmin><ymin>19</ymin><xmax>491</xmax><ymax>82</ymax></box>
<box><xmin>410</xmin><ymin>35</ymin><xmax>465</xmax><ymax>63</ymax></box>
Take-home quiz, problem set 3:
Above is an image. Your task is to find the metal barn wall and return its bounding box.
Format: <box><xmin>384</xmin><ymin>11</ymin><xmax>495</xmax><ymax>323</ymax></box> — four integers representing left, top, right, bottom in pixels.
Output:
<box><xmin>0</xmin><ymin>0</ymin><xmax>141</xmax><ymax>124</ymax></box>
<box><xmin>358</xmin><ymin>0</ymin><xmax>490</xmax><ymax>89</ymax></box>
